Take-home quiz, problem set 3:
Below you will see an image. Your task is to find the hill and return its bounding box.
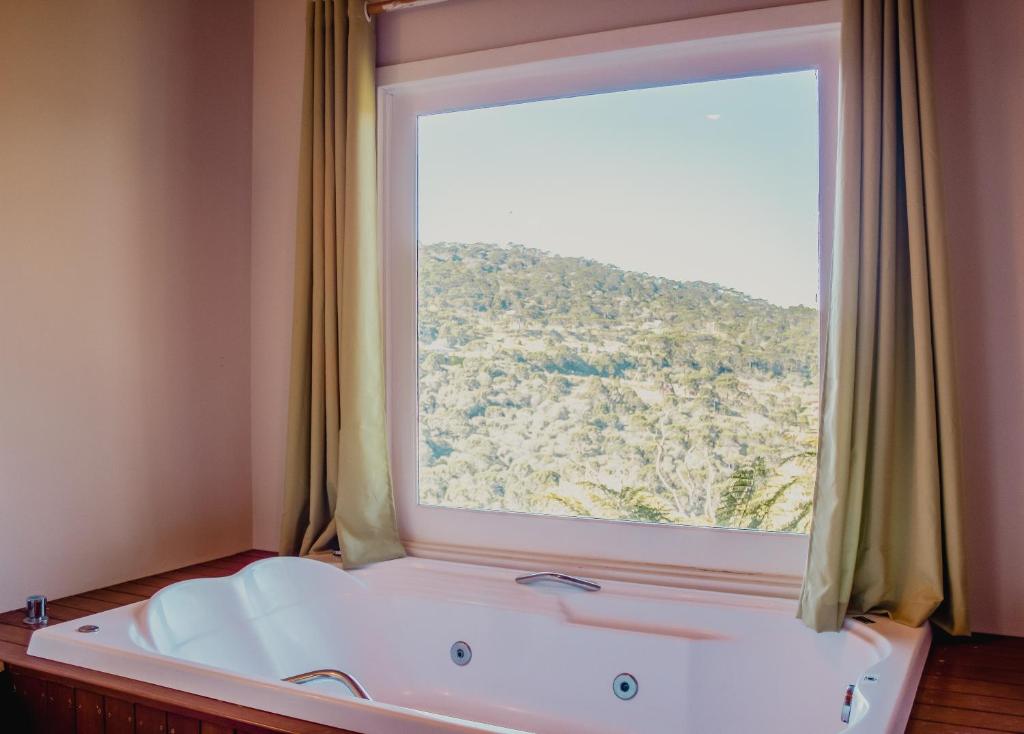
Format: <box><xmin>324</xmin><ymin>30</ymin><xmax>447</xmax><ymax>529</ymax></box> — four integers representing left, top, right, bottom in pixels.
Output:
<box><xmin>417</xmin><ymin>242</ymin><xmax>819</xmax><ymax>532</ymax></box>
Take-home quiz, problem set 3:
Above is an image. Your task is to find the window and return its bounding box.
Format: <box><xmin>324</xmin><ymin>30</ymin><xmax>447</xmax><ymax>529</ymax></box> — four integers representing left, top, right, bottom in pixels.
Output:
<box><xmin>382</xmin><ymin>6</ymin><xmax>839</xmax><ymax>581</ymax></box>
<box><xmin>418</xmin><ymin>71</ymin><xmax>820</xmax><ymax>533</ymax></box>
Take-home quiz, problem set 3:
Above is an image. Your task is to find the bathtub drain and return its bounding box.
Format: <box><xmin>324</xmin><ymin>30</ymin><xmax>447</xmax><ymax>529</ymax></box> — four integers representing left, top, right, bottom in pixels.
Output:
<box><xmin>450</xmin><ymin>641</ymin><xmax>472</xmax><ymax>666</ymax></box>
<box><xmin>613</xmin><ymin>673</ymin><xmax>638</xmax><ymax>700</ymax></box>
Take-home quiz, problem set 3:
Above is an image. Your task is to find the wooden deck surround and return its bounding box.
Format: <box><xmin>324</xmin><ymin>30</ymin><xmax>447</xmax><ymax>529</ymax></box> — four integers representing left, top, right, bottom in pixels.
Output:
<box><xmin>1</xmin><ymin>550</ymin><xmax>1022</xmax><ymax>733</ymax></box>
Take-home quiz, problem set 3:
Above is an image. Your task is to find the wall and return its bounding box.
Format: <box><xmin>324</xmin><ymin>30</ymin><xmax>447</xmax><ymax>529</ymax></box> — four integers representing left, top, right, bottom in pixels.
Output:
<box><xmin>249</xmin><ymin>0</ymin><xmax>1024</xmax><ymax>635</ymax></box>
<box><xmin>251</xmin><ymin>0</ymin><xmax>308</xmax><ymax>551</ymax></box>
<box><xmin>929</xmin><ymin>0</ymin><xmax>1024</xmax><ymax>637</ymax></box>
<box><xmin>0</xmin><ymin>0</ymin><xmax>254</xmax><ymax>612</ymax></box>
<box><xmin>375</xmin><ymin>0</ymin><xmax>804</xmax><ymax>65</ymax></box>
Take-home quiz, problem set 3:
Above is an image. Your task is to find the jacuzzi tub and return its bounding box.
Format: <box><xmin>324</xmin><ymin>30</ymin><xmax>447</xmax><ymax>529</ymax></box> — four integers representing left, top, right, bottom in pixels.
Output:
<box><xmin>27</xmin><ymin>556</ymin><xmax>930</xmax><ymax>733</ymax></box>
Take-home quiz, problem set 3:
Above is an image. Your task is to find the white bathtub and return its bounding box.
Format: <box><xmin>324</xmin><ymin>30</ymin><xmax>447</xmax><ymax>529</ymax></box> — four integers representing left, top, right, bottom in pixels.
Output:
<box><xmin>27</xmin><ymin>556</ymin><xmax>929</xmax><ymax>733</ymax></box>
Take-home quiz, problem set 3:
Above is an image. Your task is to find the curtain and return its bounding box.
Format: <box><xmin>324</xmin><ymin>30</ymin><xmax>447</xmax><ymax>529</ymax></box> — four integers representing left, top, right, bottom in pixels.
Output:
<box><xmin>279</xmin><ymin>0</ymin><xmax>405</xmax><ymax>567</ymax></box>
<box><xmin>798</xmin><ymin>0</ymin><xmax>968</xmax><ymax>634</ymax></box>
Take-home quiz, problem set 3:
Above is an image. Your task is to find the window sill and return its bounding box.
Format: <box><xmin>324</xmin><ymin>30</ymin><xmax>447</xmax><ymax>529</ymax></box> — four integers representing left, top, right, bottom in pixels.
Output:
<box><xmin>403</xmin><ymin>538</ymin><xmax>804</xmax><ymax>600</ymax></box>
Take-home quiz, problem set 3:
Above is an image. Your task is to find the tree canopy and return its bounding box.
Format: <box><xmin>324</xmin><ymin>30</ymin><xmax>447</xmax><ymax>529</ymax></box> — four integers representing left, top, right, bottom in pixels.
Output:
<box><xmin>418</xmin><ymin>242</ymin><xmax>819</xmax><ymax>533</ymax></box>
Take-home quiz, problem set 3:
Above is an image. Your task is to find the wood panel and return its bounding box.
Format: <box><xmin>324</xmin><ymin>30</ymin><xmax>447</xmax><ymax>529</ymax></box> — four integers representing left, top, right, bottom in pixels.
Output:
<box><xmin>168</xmin><ymin>712</ymin><xmax>202</xmax><ymax>734</ymax></box>
<box><xmin>136</xmin><ymin>704</ymin><xmax>168</xmax><ymax>733</ymax></box>
<box><xmin>76</xmin><ymin>688</ymin><xmax>106</xmax><ymax>734</ymax></box>
<box><xmin>906</xmin><ymin>720</ymin><xmax>1000</xmax><ymax>734</ymax></box>
<box><xmin>58</xmin><ymin>595</ymin><xmax>121</xmax><ymax>615</ymax></box>
<box><xmin>1</xmin><ymin>669</ymin><xmax>32</xmax><ymax>731</ymax></box>
<box><xmin>46</xmin><ymin>680</ymin><xmax>77</xmax><ymax>733</ymax></box>
<box><xmin>104</xmin><ymin>696</ymin><xmax>135</xmax><ymax>734</ymax></box>
<box><xmin>12</xmin><ymin>671</ymin><xmax>48</xmax><ymax>731</ymax></box>
<box><xmin>83</xmin><ymin>589</ymin><xmax>149</xmax><ymax>606</ymax></box>
<box><xmin>0</xmin><ymin>623</ymin><xmax>31</xmax><ymax>646</ymax></box>
<box><xmin>200</xmin><ymin>723</ymin><xmax>234</xmax><ymax>734</ymax></box>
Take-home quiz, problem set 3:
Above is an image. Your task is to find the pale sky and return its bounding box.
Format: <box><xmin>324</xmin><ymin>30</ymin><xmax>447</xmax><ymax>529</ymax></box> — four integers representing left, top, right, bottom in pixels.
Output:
<box><xmin>417</xmin><ymin>70</ymin><xmax>821</xmax><ymax>308</ymax></box>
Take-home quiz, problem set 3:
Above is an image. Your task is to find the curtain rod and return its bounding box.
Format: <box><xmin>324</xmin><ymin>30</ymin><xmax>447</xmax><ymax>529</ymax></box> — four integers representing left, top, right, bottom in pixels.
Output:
<box><xmin>366</xmin><ymin>0</ymin><xmax>449</xmax><ymax>17</ymax></box>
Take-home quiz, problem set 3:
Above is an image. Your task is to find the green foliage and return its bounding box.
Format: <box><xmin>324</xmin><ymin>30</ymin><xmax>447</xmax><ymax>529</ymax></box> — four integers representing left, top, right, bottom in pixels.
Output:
<box><xmin>548</xmin><ymin>483</ymin><xmax>674</xmax><ymax>524</ymax></box>
<box><xmin>418</xmin><ymin>242</ymin><xmax>819</xmax><ymax>533</ymax></box>
<box><xmin>715</xmin><ymin>457</ymin><xmax>800</xmax><ymax>530</ymax></box>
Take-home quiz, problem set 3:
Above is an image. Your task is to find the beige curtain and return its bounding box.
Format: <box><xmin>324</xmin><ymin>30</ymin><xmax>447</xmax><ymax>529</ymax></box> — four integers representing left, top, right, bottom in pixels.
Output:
<box><xmin>279</xmin><ymin>0</ymin><xmax>405</xmax><ymax>567</ymax></box>
<box><xmin>798</xmin><ymin>0</ymin><xmax>968</xmax><ymax>634</ymax></box>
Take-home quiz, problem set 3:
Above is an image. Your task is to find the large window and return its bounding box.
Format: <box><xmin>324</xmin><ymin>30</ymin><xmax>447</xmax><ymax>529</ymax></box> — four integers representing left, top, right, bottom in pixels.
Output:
<box><xmin>381</xmin><ymin>7</ymin><xmax>839</xmax><ymax>580</ymax></box>
<box><xmin>417</xmin><ymin>71</ymin><xmax>820</xmax><ymax>533</ymax></box>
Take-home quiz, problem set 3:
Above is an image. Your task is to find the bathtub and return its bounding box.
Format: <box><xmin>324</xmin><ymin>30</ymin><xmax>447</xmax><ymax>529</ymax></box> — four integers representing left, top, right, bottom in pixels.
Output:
<box><xmin>27</xmin><ymin>556</ymin><xmax>930</xmax><ymax>733</ymax></box>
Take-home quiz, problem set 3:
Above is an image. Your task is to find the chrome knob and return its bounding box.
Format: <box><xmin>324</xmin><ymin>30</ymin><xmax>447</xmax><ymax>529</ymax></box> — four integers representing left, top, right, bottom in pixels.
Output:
<box><xmin>24</xmin><ymin>594</ymin><xmax>48</xmax><ymax>625</ymax></box>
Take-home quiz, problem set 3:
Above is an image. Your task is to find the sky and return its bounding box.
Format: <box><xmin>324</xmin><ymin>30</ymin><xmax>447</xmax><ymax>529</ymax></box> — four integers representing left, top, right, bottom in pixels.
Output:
<box><xmin>417</xmin><ymin>70</ymin><xmax>821</xmax><ymax>308</ymax></box>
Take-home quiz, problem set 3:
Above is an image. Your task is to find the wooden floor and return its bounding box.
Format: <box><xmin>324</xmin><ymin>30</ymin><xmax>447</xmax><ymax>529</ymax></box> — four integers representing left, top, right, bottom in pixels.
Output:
<box><xmin>908</xmin><ymin>632</ymin><xmax>1024</xmax><ymax>733</ymax></box>
<box><xmin>2</xmin><ymin>550</ymin><xmax>1022</xmax><ymax>733</ymax></box>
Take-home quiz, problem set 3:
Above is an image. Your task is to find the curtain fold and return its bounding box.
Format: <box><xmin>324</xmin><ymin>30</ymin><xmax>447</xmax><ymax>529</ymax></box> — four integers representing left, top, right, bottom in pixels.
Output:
<box><xmin>798</xmin><ymin>0</ymin><xmax>968</xmax><ymax>634</ymax></box>
<box><xmin>279</xmin><ymin>0</ymin><xmax>405</xmax><ymax>567</ymax></box>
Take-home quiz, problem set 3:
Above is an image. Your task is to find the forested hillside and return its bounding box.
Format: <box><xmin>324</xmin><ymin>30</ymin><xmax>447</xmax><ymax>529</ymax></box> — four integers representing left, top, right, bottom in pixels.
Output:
<box><xmin>417</xmin><ymin>242</ymin><xmax>819</xmax><ymax>532</ymax></box>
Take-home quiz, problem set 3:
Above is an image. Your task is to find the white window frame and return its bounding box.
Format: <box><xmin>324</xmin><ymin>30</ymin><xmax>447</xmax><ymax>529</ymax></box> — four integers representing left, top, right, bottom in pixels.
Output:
<box><xmin>378</xmin><ymin>1</ymin><xmax>839</xmax><ymax>595</ymax></box>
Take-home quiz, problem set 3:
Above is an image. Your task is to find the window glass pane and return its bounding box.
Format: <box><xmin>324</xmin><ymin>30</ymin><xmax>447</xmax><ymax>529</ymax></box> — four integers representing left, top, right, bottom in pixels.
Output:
<box><xmin>416</xmin><ymin>70</ymin><xmax>820</xmax><ymax>532</ymax></box>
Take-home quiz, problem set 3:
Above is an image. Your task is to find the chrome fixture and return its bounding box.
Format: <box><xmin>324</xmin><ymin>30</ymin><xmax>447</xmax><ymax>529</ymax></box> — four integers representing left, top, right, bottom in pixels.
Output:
<box><xmin>514</xmin><ymin>572</ymin><xmax>600</xmax><ymax>592</ymax></box>
<box><xmin>450</xmin><ymin>640</ymin><xmax>472</xmax><ymax>666</ymax></box>
<box><xmin>24</xmin><ymin>595</ymin><xmax>48</xmax><ymax>625</ymax></box>
<box><xmin>282</xmin><ymin>669</ymin><xmax>372</xmax><ymax>700</ymax></box>
<box><xmin>77</xmin><ymin>625</ymin><xmax>99</xmax><ymax>634</ymax></box>
<box><xmin>840</xmin><ymin>683</ymin><xmax>856</xmax><ymax>724</ymax></box>
<box><xmin>613</xmin><ymin>673</ymin><xmax>638</xmax><ymax>700</ymax></box>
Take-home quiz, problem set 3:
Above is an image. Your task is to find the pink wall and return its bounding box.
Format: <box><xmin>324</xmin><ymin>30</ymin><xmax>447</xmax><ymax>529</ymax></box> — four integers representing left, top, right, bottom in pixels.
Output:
<box><xmin>251</xmin><ymin>0</ymin><xmax>1024</xmax><ymax>635</ymax></box>
<box><xmin>929</xmin><ymin>0</ymin><xmax>1024</xmax><ymax>637</ymax></box>
<box><xmin>376</xmin><ymin>0</ymin><xmax>803</xmax><ymax>65</ymax></box>
<box><xmin>251</xmin><ymin>0</ymin><xmax>308</xmax><ymax>551</ymax></box>
<box><xmin>0</xmin><ymin>0</ymin><xmax>254</xmax><ymax>612</ymax></box>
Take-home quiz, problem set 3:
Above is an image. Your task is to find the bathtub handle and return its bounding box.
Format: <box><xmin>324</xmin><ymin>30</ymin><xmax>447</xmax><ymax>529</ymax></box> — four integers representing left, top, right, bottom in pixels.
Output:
<box><xmin>515</xmin><ymin>572</ymin><xmax>601</xmax><ymax>592</ymax></box>
<box><xmin>282</xmin><ymin>669</ymin><xmax>372</xmax><ymax>700</ymax></box>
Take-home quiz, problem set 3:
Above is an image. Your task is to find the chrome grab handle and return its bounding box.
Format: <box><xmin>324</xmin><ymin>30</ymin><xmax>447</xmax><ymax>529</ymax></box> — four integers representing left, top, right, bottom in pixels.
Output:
<box><xmin>515</xmin><ymin>571</ymin><xmax>601</xmax><ymax>592</ymax></box>
<box><xmin>282</xmin><ymin>669</ymin><xmax>372</xmax><ymax>700</ymax></box>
